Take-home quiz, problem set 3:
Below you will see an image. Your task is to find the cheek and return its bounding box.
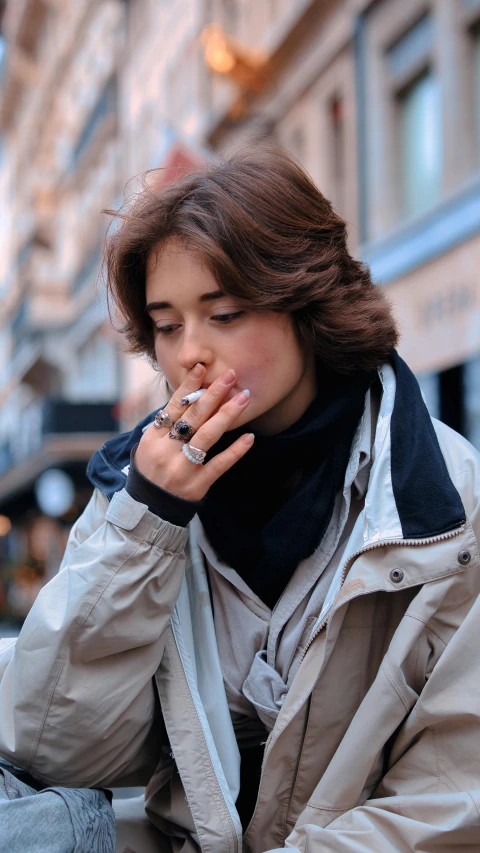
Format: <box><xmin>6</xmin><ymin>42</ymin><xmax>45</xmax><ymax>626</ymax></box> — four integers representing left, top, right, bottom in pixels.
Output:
<box><xmin>234</xmin><ymin>324</ymin><xmax>302</xmax><ymax>390</ymax></box>
<box><xmin>232</xmin><ymin>331</ymin><xmax>275</xmax><ymax>382</ymax></box>
<box><xmin>154</xmin><ymin>342</ymin><xmax>179</xmax><ymax>385</ymax></box>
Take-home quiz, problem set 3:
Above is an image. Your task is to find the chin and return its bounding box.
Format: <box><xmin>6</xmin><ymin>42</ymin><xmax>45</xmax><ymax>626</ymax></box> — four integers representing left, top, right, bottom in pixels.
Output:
<box><xmin>229</xmin><ymin>410</ymin><xmax>254</xmax><ymax>431</ymax></box>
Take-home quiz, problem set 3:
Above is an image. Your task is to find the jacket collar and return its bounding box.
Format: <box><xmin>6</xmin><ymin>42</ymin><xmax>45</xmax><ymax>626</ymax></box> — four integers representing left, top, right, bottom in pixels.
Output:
<box><xmin>87</xmin><ymin>353</ymin><xmax>466</xmax><ymax>543</ymax></box>
<box><xmin>362</xmin><ymin>352</ymin><xmax>465</xmax><ymax>545</ymax></box>
<box><xmin>346</xmin><ymin>387</ymin><xmax>375</xmax><ymax>500</ymax></box>
<box><xmin>86</xmin><ymin>409</ymin><xmax>156</xmax><ymax>499</ymax></box>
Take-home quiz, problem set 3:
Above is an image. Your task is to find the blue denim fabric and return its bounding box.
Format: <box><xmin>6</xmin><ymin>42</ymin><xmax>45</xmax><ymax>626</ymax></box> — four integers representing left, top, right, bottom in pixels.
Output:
<box><xmin>0</xmin><ymin>759</ymin><xmax>115</xmax><ymax>853</ymax></box>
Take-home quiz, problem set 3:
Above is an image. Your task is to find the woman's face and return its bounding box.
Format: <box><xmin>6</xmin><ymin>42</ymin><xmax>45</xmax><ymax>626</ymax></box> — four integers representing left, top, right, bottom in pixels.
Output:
<box><xmin>146</xmin><ymin>239</ymin><xmax>317</xmax><ymax>435</ymax></box>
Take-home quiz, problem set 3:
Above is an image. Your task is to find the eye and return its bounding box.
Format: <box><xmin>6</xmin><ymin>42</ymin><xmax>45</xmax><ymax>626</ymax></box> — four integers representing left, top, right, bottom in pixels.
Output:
<box><xmin>155</xmin><ymin>324</ymin><xmax>181</xmax><ymax>336</ymax></box>
<box><xmin>212</xmin><ymin>311</ymin><xmax>245</xmax><ymax>324</ymax></box>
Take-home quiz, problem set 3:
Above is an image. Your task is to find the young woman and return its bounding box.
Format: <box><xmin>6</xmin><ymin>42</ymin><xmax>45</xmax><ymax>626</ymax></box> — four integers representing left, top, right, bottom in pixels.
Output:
<box><xmin>1</xmin><ymin>146</ymin><xmax>480</xmax><ymax>853</ymax></box>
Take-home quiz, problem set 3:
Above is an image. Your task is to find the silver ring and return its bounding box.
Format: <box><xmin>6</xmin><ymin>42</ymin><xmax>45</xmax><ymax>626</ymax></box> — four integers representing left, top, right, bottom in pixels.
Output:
<box><xmin>169</xmin><ymin>420</ymin><xmax>196</xmax><ymax>442</ymax></box>
<box><xmin>153</xmin><ymin>409</ymin><xmax>173</xmax><ymax>429</ymax></box>
<box><xmin>182</xmin><ymin>443</ymin><xmax>206</xmax><ymax>465</ymax></box>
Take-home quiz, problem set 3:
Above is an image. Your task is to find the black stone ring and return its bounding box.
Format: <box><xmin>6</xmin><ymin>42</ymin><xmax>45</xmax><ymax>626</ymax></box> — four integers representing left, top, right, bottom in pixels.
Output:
<box><xmin>168</xmin><ymin>419</ymin><xmax>196</xmax><ymax>442</ymax></box>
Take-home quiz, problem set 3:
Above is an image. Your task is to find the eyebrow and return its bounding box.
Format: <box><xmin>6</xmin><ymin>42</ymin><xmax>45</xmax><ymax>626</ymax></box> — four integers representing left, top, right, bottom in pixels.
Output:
<box><xmin>146</xmin><ymin>290</ymin><xmax>225</xmax><ymax>313</ymax></box>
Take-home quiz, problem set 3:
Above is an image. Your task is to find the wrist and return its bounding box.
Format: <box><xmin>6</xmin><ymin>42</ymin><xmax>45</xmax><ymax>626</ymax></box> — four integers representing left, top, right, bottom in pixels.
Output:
<box><xmin>126</xmin><ymin>446</ymin><xmax>205</xmax><ymax>526</ymax></box>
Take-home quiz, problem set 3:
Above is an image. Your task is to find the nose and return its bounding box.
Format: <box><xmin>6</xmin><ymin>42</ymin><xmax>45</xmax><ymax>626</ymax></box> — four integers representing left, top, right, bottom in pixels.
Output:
<box><xmin>176</xmin><ymin>322</ymin><xmax>214</xmax><ymax>372</ymax></box>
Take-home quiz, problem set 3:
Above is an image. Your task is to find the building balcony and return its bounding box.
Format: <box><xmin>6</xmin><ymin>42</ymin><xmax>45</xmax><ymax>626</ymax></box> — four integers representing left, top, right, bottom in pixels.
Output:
<box><xmin>0</xmin><ymin>0</ymin><xmax>48</xmax><ymax>128</ymax></box>
<box><xmin>41</xmin><ymin>398</ymin><xmax>117</xmax><ymax>435</ymax></box>
<box><xmin>68</xmin><ymin>74</ymin><xmax>118</xmax><ymax>178</ymax></box>
<box><xmin>0</xmin><ymin>397</ymin><xmax>118</xmax><ymax>511</ymax></box>
<box><xmin>72</xmin><ymin>244</ymin><xmax>102</xmax><ymax>295</ymax></box>
<box><xmin>9</xmin><ymin>299</ymin><xmax>47</xmax><ymax>369</ymax></box>
<box><xmin>8</xmin><ymin>269</ymin><xmax>73</xmax><ymax>382</ymax></box>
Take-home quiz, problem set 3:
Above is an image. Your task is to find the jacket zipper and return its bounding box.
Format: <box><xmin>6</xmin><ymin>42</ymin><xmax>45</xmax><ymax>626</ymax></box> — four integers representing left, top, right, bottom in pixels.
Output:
<box><xmin>299</xmin><ymin>524</ymin><xmax>465</xmax><ymax>664</ymax></box>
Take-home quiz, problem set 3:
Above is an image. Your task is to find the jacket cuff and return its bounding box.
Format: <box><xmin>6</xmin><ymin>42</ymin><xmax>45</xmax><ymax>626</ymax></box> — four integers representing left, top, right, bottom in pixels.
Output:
<box><xmin>125</xmin><ymin>445</ymin><xmax>205</xmax><ymax>527</ymax></box>
<box><xmin>105</xmin><ymin>489</ymin><xmax>188</xmax><ymax>553</ymax></box>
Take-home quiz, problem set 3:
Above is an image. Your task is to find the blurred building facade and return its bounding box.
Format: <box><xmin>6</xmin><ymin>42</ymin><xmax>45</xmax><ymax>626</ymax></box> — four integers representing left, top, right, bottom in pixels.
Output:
<box><xmin>1</xmin><ymin>0</ymin><xmax>480</xmax><ymax>618</ymax></box>
<box><xmin>0</xmin><ymin>0</ymin><xmax>123</xmax><ymax>620</ymax></box>
<box><xmin>201</xmin><ymin>0</ymin><xmax>480</xmax><ymax>447</ymax></box>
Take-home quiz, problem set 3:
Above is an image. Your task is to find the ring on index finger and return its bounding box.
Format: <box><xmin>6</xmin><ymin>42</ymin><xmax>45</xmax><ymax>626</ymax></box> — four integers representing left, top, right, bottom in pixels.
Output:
<box><xmin>153</xmin><ymin>410</ymin><xmax>173</xmax><ymax>429</ymax></box>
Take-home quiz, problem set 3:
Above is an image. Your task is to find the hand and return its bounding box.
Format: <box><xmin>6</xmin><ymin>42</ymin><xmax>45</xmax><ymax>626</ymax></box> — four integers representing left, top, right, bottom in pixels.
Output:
<box><xmin>134</xmin><ymin>363</ymin><xmax>254</xmax><ymax>501</ymax></box>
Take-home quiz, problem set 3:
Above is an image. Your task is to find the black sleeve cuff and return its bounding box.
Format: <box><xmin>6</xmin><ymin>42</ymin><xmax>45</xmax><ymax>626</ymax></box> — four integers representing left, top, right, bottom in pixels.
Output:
<box><xmin>125</xmin><ymin>445</ymin><xmax>204</xmax><ymax>527</ymax></box>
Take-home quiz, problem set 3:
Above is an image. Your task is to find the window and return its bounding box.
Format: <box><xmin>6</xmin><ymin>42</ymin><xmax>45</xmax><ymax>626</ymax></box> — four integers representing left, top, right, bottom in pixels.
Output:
<box><xmin>416</xmin><ymin>371</ymin><xmax>440</xmax><ymax>420</ymax></box>
<box><xmin>458</xmin><ymin>0</ymin><xmax>480</xmax><ymax>176</ymax></box>
<box><xmin>385</xmin><ymin>14</ymin><xmax>442</xmax><ymax>221</ymax></box>
<box><xmin>465</xmin><ymin>354</ymin><xmax>480</xmax><ymax>450</ymax></box>
<box><xmin>398</xmin><ymin>70</ymin><xmax>442</xmax><ymax>218</ymax></box>
<box><xmin>419</xmin><ymin>354</ymin><xmax>480</xmax><ymax>452</ymax></box>
<box><xmin>222</xmin><ymin>0</ymin><xmax>239</xmax><ymax>34</ymax></box>
<box><xmin>73</xmin><ymin>333</ymin><xmax>118</xmax><ymax>401</ymax></box>
<box><xmin>473</xmin><ymin>26</ymin><xmax>480</xmax><ymax>162</ymax></box>
<box><xmin>125</xmin><ymin>0</ymin><xmax>147</xmax><ymax>51</ymax></box>
<box><xmin>72</xmin><ymin>245</ymin><xmax>101</xmax><ymax>294</ymax></box>
<box><xmin>418</xmin><ymin>364</ymin><xmax>470</xmax><ymax>442</ymax></box>
<box><xmin>439</xmin><ymin>364</ymin><xmax>465</xmax><ymax>438</ymax></box>
<box><xmin>289</xmin><ymin>127</ymin><xmax>306</xmax><ymax>164</ymax></box>
<box><xmin>387</xmin><ymin>14</ymin><xmax>434</xmax><ymax>81</ymax></box>
<box><xmin>329</xmin><ymin>95</ymin><xmax>345</xmax><ymax>214</ymax></box>
<box><xmin>267</xmin><ymin>0</ymin><xmax>281</xmax><ymax>21</ymax></box>
<box><xmin>0</xmin><ymin>36</ymin><xmax>5</xmax><ymax>78</ymax></box>
<box><xmin>71</xmin><ymin>76</ymin><xmax>117</xmax><ymax>170</ymax></box>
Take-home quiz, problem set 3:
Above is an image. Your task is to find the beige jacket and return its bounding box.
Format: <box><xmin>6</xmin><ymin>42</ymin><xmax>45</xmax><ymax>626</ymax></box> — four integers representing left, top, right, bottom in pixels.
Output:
<box><xmin>1</xmin><ymin>360</ymin><xmax>480</xmax><ymax>852</ymax></box>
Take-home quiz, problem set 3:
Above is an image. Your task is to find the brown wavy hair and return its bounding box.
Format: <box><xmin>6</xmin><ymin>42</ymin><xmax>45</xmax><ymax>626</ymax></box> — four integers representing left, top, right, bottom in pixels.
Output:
<box><xmin>104</xmin><ymin>143</ymin><xmax>398</xmax><ymax>374</ymax></box>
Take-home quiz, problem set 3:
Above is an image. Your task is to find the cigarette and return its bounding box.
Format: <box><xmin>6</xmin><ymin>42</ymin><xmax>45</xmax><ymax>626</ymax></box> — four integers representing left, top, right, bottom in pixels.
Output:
<box><xmin>180</xmin><ymin>388</ymin><xmax>207</xmax><ymax>406</ymax></box>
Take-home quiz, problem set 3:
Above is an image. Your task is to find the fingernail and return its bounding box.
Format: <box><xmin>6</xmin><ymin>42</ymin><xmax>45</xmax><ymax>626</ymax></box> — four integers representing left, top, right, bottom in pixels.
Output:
<box><xmin>192</xmin><ymin>364</ymin><xmax>203</xmax><ymax>378</ymax></box>
<box><xmin>235</xmin><ymin>390</ymin><xmax>250</xmax><ymax>405</ymax></box>
<box><xmin>242</xmin><ymin>433</ymin><xmax>255</xmax><ymax>445</ymax></box>
<box><xmin>222</xmin><ymin>369</ymin><xmax>236</xmax><ymax>384</ymax></box>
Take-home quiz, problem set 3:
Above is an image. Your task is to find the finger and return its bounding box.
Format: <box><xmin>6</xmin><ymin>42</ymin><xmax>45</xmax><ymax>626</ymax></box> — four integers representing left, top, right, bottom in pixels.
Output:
<box><xmin>153</xmin><ymin>364</ymin><xmax>206</xmax><ymax>431</ymax></box>
<box><xmin>190</xmin><ymin>390</ymin><xmax>251</xmax><ymax>449</ymax></box>
<box><xmin>177</xmin><ymin>368</ymin><xmax>238</xmax><ymax>432</ymax></box>
<box><xmin>202</xmin><ymin>433</ymin><xmax>255</xmax><ymax>486</ymax></box>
